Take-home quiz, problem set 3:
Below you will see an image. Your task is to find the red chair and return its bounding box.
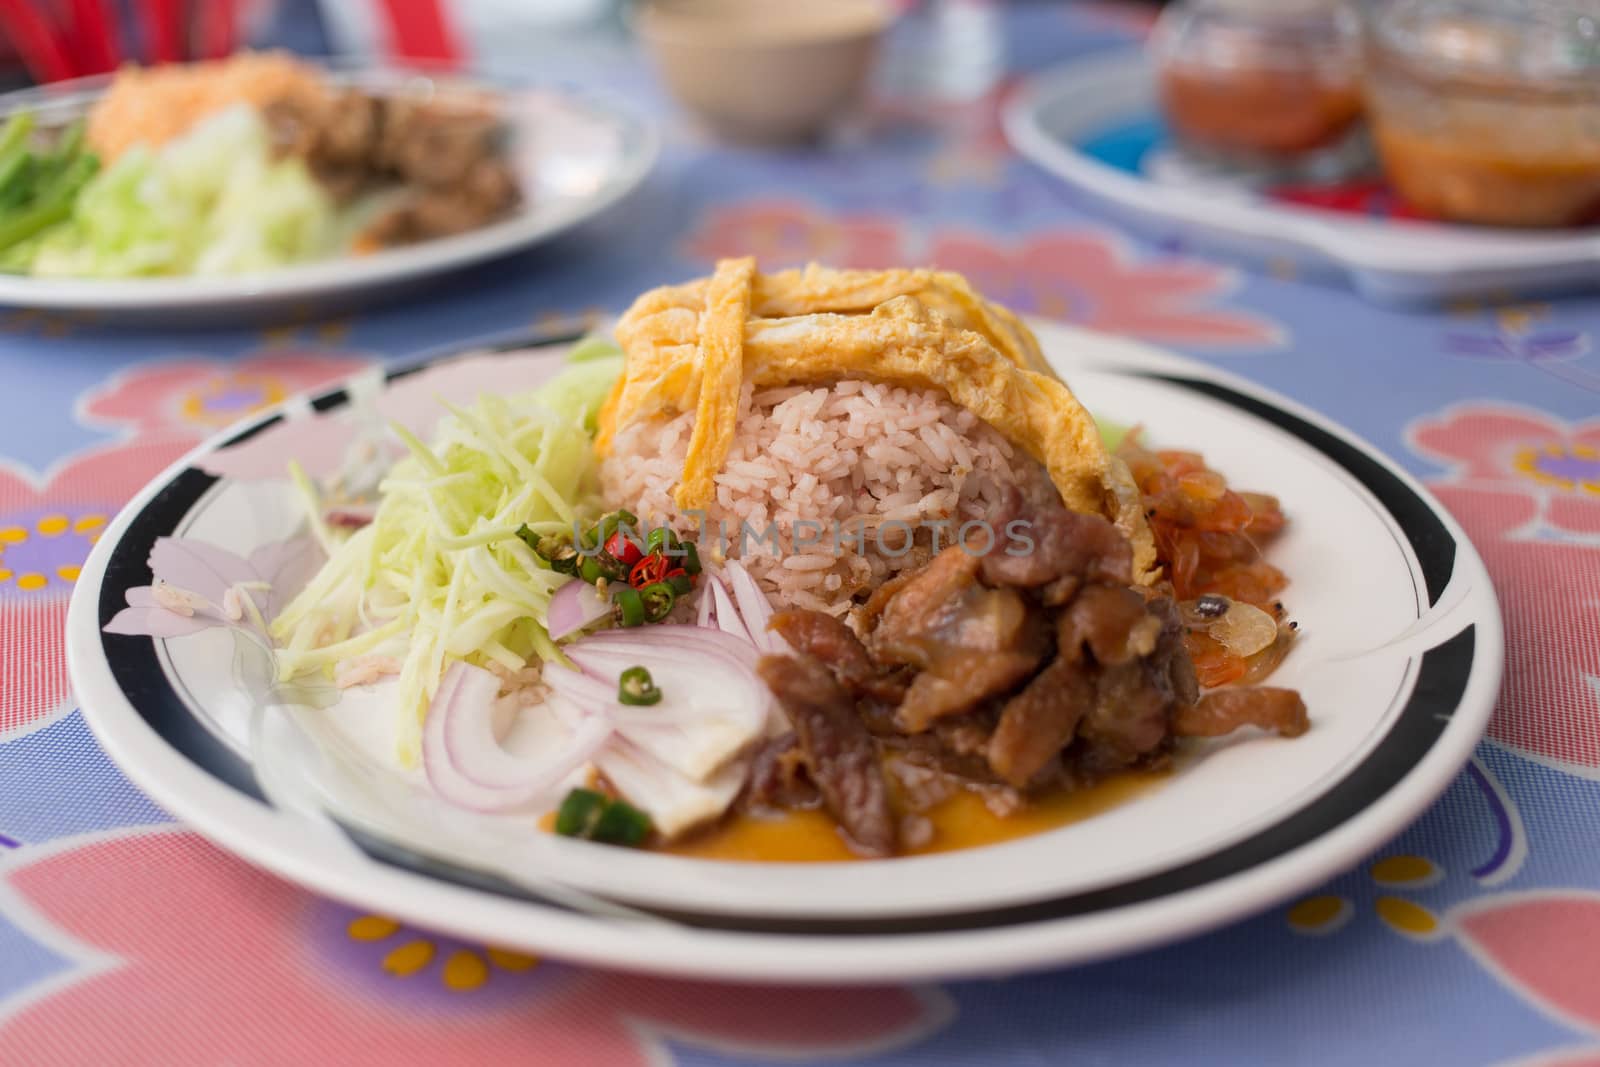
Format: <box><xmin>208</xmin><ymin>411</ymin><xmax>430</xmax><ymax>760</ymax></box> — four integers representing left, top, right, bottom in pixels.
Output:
<box><xmin>0</xmin><ymin>0</ymin><xmax>463</xmax><ymax>85</ymax></box>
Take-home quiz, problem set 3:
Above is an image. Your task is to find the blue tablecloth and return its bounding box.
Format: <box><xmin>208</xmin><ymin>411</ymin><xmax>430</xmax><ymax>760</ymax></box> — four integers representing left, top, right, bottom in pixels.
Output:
<box><xmin>2</xmin><ymin>5</ymin><xmax>1598</xmax><ymax>1064</ymax></box>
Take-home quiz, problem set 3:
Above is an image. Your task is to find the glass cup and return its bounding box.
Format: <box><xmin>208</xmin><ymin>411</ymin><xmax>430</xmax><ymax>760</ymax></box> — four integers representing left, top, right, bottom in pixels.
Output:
<box><xmin>1365</xmin><ymin>0</ymin><xmax>1600</xmax><ymax>227</ymax></box>
<box><xmin>1150</xmin><ymin>0</ymin><xmax>1367</xmax><ymax>178</ymax></box>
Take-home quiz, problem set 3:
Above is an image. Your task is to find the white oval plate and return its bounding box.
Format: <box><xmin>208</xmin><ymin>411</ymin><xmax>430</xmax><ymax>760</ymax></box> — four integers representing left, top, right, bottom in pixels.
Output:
<box><xmin>66</xmin><ymin>320</ymin><xmax>1502</xmax><ymax>983</ymax></box>
<box><xmin>1003</xmin><ymin>51</ymin><xmax>1600</xmax><ymax>306</ymax></box>
<box><xmin>0</xmin><ymin>69</ymin><xmax>657</xmax><ymax>319</ymax></box>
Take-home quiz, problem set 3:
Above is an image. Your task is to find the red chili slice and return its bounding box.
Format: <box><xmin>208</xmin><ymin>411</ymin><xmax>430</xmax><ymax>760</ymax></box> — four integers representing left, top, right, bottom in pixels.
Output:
<box><xmin>629</xmin><ymin>553</ymin><xmax>669</xmax><ymax>588</ymax></box>
<box><xmin>606</xmin><ymin>531</ymin><xmax>644</xmax><ymax>568</ymax></box>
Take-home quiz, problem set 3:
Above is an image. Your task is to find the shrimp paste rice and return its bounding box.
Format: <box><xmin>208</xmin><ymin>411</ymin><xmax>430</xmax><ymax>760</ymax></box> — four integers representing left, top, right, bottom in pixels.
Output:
<box><xmin>597</xmin><ymin>259</ymin><xmax>1156</xmax><ymax>615</ymax></box>
<box><xmin>604</xmin><ymin>379</ymin><xmax>1060</xmax><ymax>613</ymax></box>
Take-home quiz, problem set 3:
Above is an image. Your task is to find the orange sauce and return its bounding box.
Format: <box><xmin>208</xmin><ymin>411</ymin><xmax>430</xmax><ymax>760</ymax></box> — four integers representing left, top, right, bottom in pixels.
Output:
<box><xmin>1372</xmin><ymin>119</ymin><xmax>1600</xmax><ymax>227</ymax></box>
<box><xmin>664</xmin><ymin>768</ymin><xmax>1169</xmax><ymax>863</ymax></box>
<box><xmin>1159</xmin><ymin>65</ymin><xmax>1364</xmax><ymax>158</ymax></box>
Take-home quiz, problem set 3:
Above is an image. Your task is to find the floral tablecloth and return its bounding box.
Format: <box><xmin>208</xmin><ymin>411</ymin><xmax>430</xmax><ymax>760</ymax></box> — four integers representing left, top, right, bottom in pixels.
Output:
<box><xmin>3</xmin><ymin>5</ymin><xmax>1599</xmax><ymax>1064</ymax></box>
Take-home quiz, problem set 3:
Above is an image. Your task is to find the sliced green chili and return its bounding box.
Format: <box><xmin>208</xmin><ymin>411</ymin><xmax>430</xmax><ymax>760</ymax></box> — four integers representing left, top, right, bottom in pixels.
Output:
<box><xmin>554</xmin><ymin>787</ymin><xmax>606</xmax><ymax>837</ymax></box>
<box><xmin>590</xmin><ymin>799</ymin><xmax>651</xmax><ymax>846</ymax></box>
<box><xmin>617</xmin><ymin>665</ymin><xmax>662</xmax><ymax>706</ymax></box>
<box><xmin>638</xmin><ymin>581</ymin><xmax>676</xmax><ymax>622</ymax></box>
<box><xmin>612</xmin><ymin>586</ymin><xmax>645</xmax><ymax>627</ymax></box>
<box><xmin>553</xmin><ymin>787</ymin><xmax>652</xmax><ymax>846</ymax></box>
<box><xmin>519</xmin><ymin>525</ymin><xmax>580</xmax><ymax>576</ymax></box>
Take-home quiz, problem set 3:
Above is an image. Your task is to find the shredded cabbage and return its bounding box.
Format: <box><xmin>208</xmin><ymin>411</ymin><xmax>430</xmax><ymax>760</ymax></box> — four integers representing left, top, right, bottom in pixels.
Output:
<box><xmin>1097</xmin><ymin>417</ymin><xmax>1130</xmax><ymax>453</ymax></box>
<box><xmin>27</xmin><ymin>105</ymin><xmax>333</xmax><ymax>278</ymax></box>
<box><xmin>271</xmin><ymin>349</ymin><xmax>624</xmax><ymax>764</ymax></box>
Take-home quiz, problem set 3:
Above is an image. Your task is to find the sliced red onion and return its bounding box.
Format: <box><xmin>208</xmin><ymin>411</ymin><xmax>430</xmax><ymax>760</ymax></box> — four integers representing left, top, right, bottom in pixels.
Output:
<box><xmin>423</xmin><ymin>661</ymin><xmax>610</xmax><ymax>812</ymax></box>
<box><xmin>326</xmin><ymin>505</ymin><xmax>377</xmax><ymax>529</ymax></box>
<box><xmin>566</xmin><ymin>642</ymin><xmax>755</xmax><ymax>688</ymax></box>
<box><xmin>563</xmin><ymin>643</ymin><xmax>769</xmax><ymax>780</ymax></box>
<box><xmin>545</xmin><ymin>625</ymin><xmax>781</xmax><ymax>808</ymax></box>
<box><xmin>696</xmin><ymin>579</ymin><xmax>716</xmax><ymax>628</ymax></box>
<box><xmin>591</xmin><ymin>732</ymin><xmax>748</xmax><ymax>837</ymax></box>
<box><xmin>566</xmin><ymin>646</ymin><xmax>762</xmax><ymax>712</ymax></box>
<box><xmin>567</xmin><ymin>631</ymin><xmax>767</xmax><ymax>681</ymax></box>
<box><xmin>543</xmin><ymin>661</ymin><xmax>616</xmax><ymax>708</ymax></box>
<box><xmin>548</xmin><ymin>649</ymin><xmax>759</xmax><ymax>735</ymax></box>
<box><xmin>547</xmin><ymin>577</ymin><xmax>612</xmax><ymax>641</ymax></box>
<box><xmin>707</xmin><ymin>576</ymin><xmax>751</xmax><ymax>644</ymax></box>
<box><xmin>723</xmin><ymin>559</ymin><xmax>785</xmax><ymax>654</ymax></box>
<box><xmin>583</xmin><ymin>623</ymin><xmax>761</xmax><ymax>668</ymax></box>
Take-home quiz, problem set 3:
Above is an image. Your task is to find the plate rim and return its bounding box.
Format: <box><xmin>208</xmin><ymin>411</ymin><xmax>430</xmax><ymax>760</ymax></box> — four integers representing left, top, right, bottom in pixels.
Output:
<box><xmin>0</xmin><ymin>68</ymin><xmax>660</xmax><ymax>312</ymax></box>
<box><xmin>1001</xmin><ymin>50</ymin><xmax>1600</xmax><ymax>301</ymax></box>
<box><xmin>63</xmin><ymin>320</ymin><xmax>1504</xmax><ymax>982</ymax></box>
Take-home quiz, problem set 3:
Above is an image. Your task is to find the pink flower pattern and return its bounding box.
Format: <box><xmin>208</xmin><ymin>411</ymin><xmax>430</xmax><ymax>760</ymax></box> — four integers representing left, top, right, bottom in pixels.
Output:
<box><xmin>0</xmin><ymin>830</ymin><xmax>949</xmax><ymax>1065</ymax></box>
<box><xmin>1454</xmin><ymin>892</ymin><xmax>1600</xmax><ymax>1057</ymax></box>
<box><xmin>1412</xmin><ymin>406</ymin><xmax>1600</xmax><ymax>538</ymax></box>
<box><xmin>1407</xmin><ymin>406</ymin><xmax>1600</xmax><ymax>772</ymax></box>
<box><xmin>79</xmin><ymin>351</ymin><xmax>372</xmax><ymax>437</ymax></box>
<box><xmin>683</xmin><ymin>199</ymin><xmax>907</xmax><ymax>271</ymax></box>
<box><xmin>681</xmin><ymin>202</ymin><xmax>1282</xmax><ymax>348</ymax></box>
<box><xmin>0</xmin><ymin>436</ymin><xmax>198</xmax><ymax>739</ymax></box>
<box><xmin>927</xmin><ymin>230</ymin><xmax>1283</xmax><ymax>347</ymax></box>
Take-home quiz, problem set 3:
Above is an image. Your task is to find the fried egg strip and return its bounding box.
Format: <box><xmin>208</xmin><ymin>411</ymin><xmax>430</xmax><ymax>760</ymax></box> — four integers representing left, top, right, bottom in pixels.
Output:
<box><xmin>750</xmin><ymin>266</ymin><xmax>1049</xmax><ymax>376</ymax></box>
<box><xmin>607</xmin><ymin>264</ymin><xmax>1048</xmax><ymax>376</ymax></box>
<box><xmin>675</xmin><ymin>257</ymin><xmax>756</xmax><ymax>511</ymax></box>
<box><xmin>600</xmin><ymin>263</ymin><xmax>1157</xmax><ymax>581</ymax></box>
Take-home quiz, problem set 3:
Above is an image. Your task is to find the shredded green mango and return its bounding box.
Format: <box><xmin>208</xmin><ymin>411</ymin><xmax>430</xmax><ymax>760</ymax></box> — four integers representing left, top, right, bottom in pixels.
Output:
<box><xmin>271</xmin><ymin>353</ymin><xmax>623</xmax><ymax>764</ymax></box>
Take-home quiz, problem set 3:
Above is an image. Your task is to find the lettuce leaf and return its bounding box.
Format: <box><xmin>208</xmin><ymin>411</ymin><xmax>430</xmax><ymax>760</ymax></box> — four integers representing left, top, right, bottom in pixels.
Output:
<box><xmin>28</xmin><ymin>105</ymin><xmax>332</xmax><ymax>279</ymax></box>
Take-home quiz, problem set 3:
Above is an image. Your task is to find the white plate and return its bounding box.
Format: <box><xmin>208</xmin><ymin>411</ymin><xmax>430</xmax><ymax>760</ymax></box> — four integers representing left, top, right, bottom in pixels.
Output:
<box><xmin>65</xmin><ymin>321</ymin><xmax>1502</xmax><ymax>983</ymax></box>
<box><xmin>0</xmin><ymin>69</ymin><xmax>658</xmax><ymax>320</ymax></box>
<box><xmin>1003</xmin><ymin>51</ymin><xmax>1600</xmax><ymax>306</ymax></box>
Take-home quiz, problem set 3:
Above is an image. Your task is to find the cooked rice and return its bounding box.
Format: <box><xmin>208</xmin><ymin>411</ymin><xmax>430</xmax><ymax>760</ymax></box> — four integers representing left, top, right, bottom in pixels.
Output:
<box><xmin>86</xmin><ymin>51</ymin><xmax>329</xmax><ymax>161</ymax></box>
<box><xmin>602</xmin><ymin>379</ymin><xmax>1060</xmax><ymax>615</ymax></box>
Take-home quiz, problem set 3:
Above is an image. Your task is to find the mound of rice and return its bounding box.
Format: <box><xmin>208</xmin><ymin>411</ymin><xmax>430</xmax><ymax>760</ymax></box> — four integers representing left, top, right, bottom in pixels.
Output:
<box><xmin>602</xmin><ymin>379</ymin><xmax>1061</xmax><ymax>615</ymax></box>
<box><xmin>87</xmin><ymin>51</ymin><xmax>329</xmax><ymax>162</ymax></box>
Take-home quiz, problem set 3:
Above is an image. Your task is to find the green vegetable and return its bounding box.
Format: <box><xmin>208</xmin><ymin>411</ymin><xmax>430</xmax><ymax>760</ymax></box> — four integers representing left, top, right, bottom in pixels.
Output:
<box><xmin>555</xmin><ymin>788</ymin><xmax>607</xmax><ymax>836</ymax></box>
<box><xmin>577</xmin><ymin>550</ymin><xmax>626</xmax><ymax>585</ymax></box>
<box><xmin>1096</xmin><ymin>417</ymin><xmax>1130</xmax><ymax>454</ymax></box>
<box><xmin>0</xmin><ymin>113</ymin><xmax>100</xmax><ymax>260</ymax></box>
<box><xmin>50</xmin><ymin>119</ymin><xmax>84</xmax><ymax>162</ymax></box>
<box><xmin>666</xmin><ymin>573</ymin><xmax>693</xmax><ymax>597</ymax></box>
<box><xmin>537</xmin><ymin>353</ymin><xmax>623</xmax><ymax>433</ymax></box>
<box><xmin>638</xmin><ymin>581</ymin><xmax>675</xmax><ymax>623</ymax></box>
<box><xmin>566</xmin><ymin>338</ymin><xmax>624</xmax><ymax>364</ymax></box>
<box><xmin>0</xmin><ymin>112</ymin><xmax>34</xmax><ymax>162</ymax></box>
<box><xmin>617</xmin><ymin>666</ymin><xmax>662</xmax><ymax>706</ymax></box>
<box><xmin>612</xmin><ymin>586</ymin><xmax>645</xmax><ymax>627</ymax></box>
<box><xmin>554</xmin><ymin>787</ymin><xmax>651</xmax><ymax>846</ymax></box>
<box><xmin>646</xmin><ymin>527</ymin><xmax>677</xmax><ymax>554</ymax></box>
<box><xmin>0</xmin><ymin>151</ymin><xmax>33</xmax><ymax>205</ymax></box>
<box><xmin>27</xmin><ymin>105</ymin><xmax>332</xmax><ymax>278</ymax></box>
<box><xmin>521</xmin><ymin>525</ymin><xmax>579</xmax><ymax>576</ymax></box>
<box><xmin>0</xmin><ymin>153</ymin><xmax>95</xmax><ymax>252</ymax></box>
<box><xmin>590</xmin><ymin>799</ymin><xmax>652</xmax><ymax>846</ymax></box>
<box><xmin>271</xmin><ymin>356</ymin><xmax>623</xmax><ymax>765</ymax></box>
<box><xmin>679</xmin><ymin>541</ymin><xmax>702</xmax><ymax>576</ymax></box>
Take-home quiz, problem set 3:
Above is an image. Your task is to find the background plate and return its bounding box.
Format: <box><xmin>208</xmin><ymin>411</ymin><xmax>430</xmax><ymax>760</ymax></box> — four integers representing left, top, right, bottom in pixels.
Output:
<box><xmin>1003</xmin><ymin>51</ymin><xmax>1600</xmax><ymax>306</ymax></box>
<box><xmin>0</xmin><ymin>68</ymin><xmax>657</xmax><ymax>321</ymax></box>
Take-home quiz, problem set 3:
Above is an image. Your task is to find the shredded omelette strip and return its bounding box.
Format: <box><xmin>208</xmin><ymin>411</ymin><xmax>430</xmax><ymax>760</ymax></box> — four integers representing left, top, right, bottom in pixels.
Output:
<box><xmin>599</xmin><ymin>260</ymin><xmax>1156</xmax><ymax>582</ymax></box>
<box><xmin>675</xmin><ymin>256</ymin><xmax>755</xmax><ymax>510</ymax></box>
